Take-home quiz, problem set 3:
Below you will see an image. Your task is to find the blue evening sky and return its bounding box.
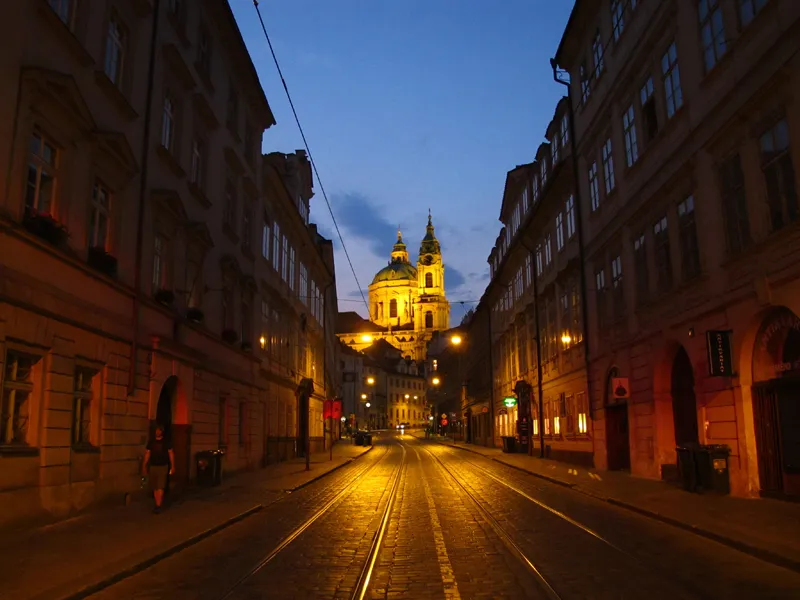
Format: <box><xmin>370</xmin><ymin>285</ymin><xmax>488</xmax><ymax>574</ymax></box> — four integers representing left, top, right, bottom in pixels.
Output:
<box><xmin>231</xmin><ymin>0</ymin><xmax>574</xmax><ymax>325</ymax></box>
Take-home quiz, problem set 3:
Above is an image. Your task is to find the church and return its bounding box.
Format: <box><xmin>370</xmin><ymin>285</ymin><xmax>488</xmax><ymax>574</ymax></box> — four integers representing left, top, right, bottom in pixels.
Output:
<box><xmin>336</xmin><ymin>213</ymin><xmax>450</xmax><ymax>361</ymax></box>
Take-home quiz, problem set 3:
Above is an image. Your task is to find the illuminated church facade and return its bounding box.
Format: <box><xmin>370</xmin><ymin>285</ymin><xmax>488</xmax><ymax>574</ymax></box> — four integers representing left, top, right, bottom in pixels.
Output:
<box><xmin>336</xmin><ymin>213</ymin><xmax>450</xmax><ymax>361</ymax></box>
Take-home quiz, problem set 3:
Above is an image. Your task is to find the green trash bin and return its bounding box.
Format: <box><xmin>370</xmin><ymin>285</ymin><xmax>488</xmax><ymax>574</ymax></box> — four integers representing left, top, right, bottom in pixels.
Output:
<box><xmin>196</xmin><ymin>450</ymin><xmax>223</xmax><ymax>487</ymax></box>
<box><xmin>501</xmin><ymin>436</ymin><xmax>516</xmax><ymax>453</ymax></box>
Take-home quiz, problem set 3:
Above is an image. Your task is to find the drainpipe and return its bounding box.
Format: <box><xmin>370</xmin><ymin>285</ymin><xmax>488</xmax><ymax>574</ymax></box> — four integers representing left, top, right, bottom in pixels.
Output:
<box><xmin>551</xmin><ymin>58</ymin><xmax>595</xmax><ymax>428</ymax></box>
<box><xmin>128</xmin><ymin>0</ymin><xmax>161</xmax><ymax>396</ymax></box>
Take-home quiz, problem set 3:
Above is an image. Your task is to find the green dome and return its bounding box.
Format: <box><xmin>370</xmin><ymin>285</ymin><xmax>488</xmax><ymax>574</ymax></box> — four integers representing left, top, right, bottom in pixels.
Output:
<box><xmin>371</xmin><ymin>262</ymin><xmax>418</xmax><ymax>284</ymax></box>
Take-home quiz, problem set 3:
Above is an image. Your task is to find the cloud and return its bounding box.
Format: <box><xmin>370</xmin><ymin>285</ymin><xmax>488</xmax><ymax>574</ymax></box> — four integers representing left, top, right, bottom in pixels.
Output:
<box><xmin>332</xmin><ymin>192</ymin><xmax>396</xmax><ymax>257</ymax></box>
<box><xmin>447</xmin><ymin>266</ymin><xmax>466</xmax><ymax>291</ymax></box>
<box><xmin>348</xmin><ymin>288</ymin><xmax>369</xmax><ymax>298</ymax></box>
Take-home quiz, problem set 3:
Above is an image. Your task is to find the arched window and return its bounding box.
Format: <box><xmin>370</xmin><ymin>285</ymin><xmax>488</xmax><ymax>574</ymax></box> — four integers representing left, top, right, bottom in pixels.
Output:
<box><xmin>425</xmin><ymin>272</ymin><xmax>433</xmax><ymax>288</ymax></box>
<box><xmin>425</xmin><ymin>311</ymin><xmax>433</xmax><ymax>329</ymax></box>
<box><xmin>390</xmin><ymin>298</ymin><xmax>398</xmax><ymax>318</ymax></box>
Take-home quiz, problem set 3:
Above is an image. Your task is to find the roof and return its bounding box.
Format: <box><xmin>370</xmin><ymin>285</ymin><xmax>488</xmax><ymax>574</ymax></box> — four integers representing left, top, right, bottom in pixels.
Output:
<box><xmin>554</xmin><ymin>0</ymin><xmax>585</xmax><ymax>68</ymax></box>
<box><xmin>336</xmin><ymin>311</ymin><xmax>385</xmax><ymax>335</ymax></box>
<box><xmin>371</xmin><ymin>261</ymin><xmax>418</xmax><ymax>285</ymax></box>
<box><xmin>499</xmin><ymin>163</ymin><xmax>534</xmax><ymax>221</ymax></box>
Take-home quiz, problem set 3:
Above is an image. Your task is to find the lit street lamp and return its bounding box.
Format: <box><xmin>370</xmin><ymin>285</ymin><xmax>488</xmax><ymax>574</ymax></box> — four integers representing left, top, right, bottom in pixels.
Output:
<box><xmin>366</xmin><ymin>402</ymin><xmax>371</xmax><ymax>408</ymax></box>
<box><xmin>432</xmin><ymin>377</ymin><xmax>440</xmax><ymax>386</ymax></box>
<box><xmin>361</xmin><ymin>393</ymin><xmax>367</xmax><ymax>400</ymax></box>
<box><xmin>451</xmin><ymin>335</ymin><xmax>462</xmax><ymax>346</ymax></box>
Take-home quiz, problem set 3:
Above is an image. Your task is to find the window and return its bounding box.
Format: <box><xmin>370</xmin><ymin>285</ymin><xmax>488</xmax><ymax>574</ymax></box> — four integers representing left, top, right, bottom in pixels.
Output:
<box><xmin>588</xmin><ymin>161</ymin><xmax>600</xmax><ymax>211</ymax></box>
<box><xmin>281</xmin><ymin>235</ymin><xmax>288</xmax><ymax>281</ymax></box>
<box><xmin>633</xmin><ymin>233</ymin><xmax>648</xmax><ymax>306</ymax></box>
<box><xmin>580</xmin><ymin>64</ymin><xmax>591</xmax><ymax>105</ymax></box>
<box><xmin>551</xmin><ymin>133</ymin><xmax>560</xmax><ymax>164</ymax></box>
<box><xmin>190</xmin><ymin>137</ymin><xmax>205</xmax><ymax>188</ymax></box>
<box><xmin>26</xmin><ymin>132</ymin><xmax>58</xmax><ymax>214</ymax></box>
<box><xmin>390</xmin><ymin>299</ymin><xmax>398</xmax><ymax>319</ymax></box>
<box><xmin>223</xmin><ymin>177</ymin><xmax>236</xmax><ymax>227</ymax></box>
<box><xmin>640</xmin><ymin>77</ymin><xmax>658</xmax><ymax>143</ymax></box>
<box><xmin>760</xmin><ymin>119</ymin><xmax>798</xmax><ymax>232</ymax></box>
<box><xmin>556</xmin><ymin>212</ymin><xmax>565</xmax><ymax>251</ymax></box>
<box><xmin>653</xmin><ymin>216</ymin><xmax>672</xmax><ymax>292</ymax></box>
<box><xmin>540</xmin><ymin>157</ymin><xmax>548</xmax><ymax>188</ymax></box>
<box><xmin>544</xmin><ymin>233</ymin><xmax>552</xmax><ymax>267</ymax></box>
<box><xmin>525</xmin><ymin>253</ymin><xmax>533</xmax><ymax>289</ymax></box>
<box><xmin>719</xmin><ymin>154</ymin><xmax>750</xmax><ymax>253</ymax></box>
<box><xmin>565</xmin><ymin>195</ymin><xmax>576</xmax><ymax>239</ymax></box>
<box><xmin>622</xmin><ymin>104</ymin><xmax>639</xmax><ymax>167</ymax></box>
<box><xmin>298</xmin><ymin>197</ymin><xmax>309</xmax><ymax>224</ymax></box>
<box><xmin>533</xmin><ymin>174</ymin><xmax>540</xmax><ymax>203</ymax></box>
<box><xmin>700</xmin><ymin>0</ymin><xmax>726</xmax><ymax>71</ymax></box>
<box><xmin>602</xmin><ymin>139</ymin><xmax>616</xmax><ymax>194</ymax></box>
<box><xmin>535</xmin><ymin>243</ymin><xmax>543</xmax><ymax>275</ymax></box>
<box><xmin>73</xmin><ymin>367</ymin><xmax>95</xmax><ymax>446</ymax></box>
<box><xmin>222</xmin><ymin>275</ymin><xmax>234</xmax><ymax>330</ymax></box>
<box><xmin>570</xmin><ymin>280</ymin><xmax>582</xmax><ymax>343</ymax></box>
<box><xmin>49</xmin><ymin>0</ymin><xmax>75</xmax><ymax>26</ymax></box>
<box><xmin>197</xmin><ymin>26</ymin><xmax>212</xmax><ymax>77</ymax></box>
<box><xmin>560</xmin><ymin>290</ymin><xmax>570</xmax><ymax>347</ymax></box>
<box><xmin>577</xmin><ymin>392</ymin><xmax>588</xmax><ymax>435</ymax></box>
<box><xmin>561</xmin><ymin>115</ymin><xmax>569</xmax><ymax>147</ymax></box>
<box><xmin>2</xmin><ymin>351</ymin><xmax>37</xmax><ymax>445</ymax></box>
<box><xmin>611</xmin><ymin>255</ymin><xmax>624</xmax><ymax>319</ymax></box>
<box><xmin>272</xmin><ymin>222</ymin><xmax>281</xmax><ymax>271</ymax></box>
<box><xmin>611</xmin><ymin>0</ymin><xmax>625</xmax><ymax>41</ymax></box>
<box><xmin>595</xmin><ymin>268</ymin><xmax>607</xmax><ymax>328</ymax></box>
<box><xmin>185</xmin><ymin>249</ymin><xmax>203</xmax><ymax>308</ymax></box>
<box><xmin>662</xmin><ymin>42</ymin><xmax>683</xmax><ymax>118</ymax></box>
<box><xmin>226</xmin><ymin>80</ymin><xmax>238</xmax><ymax>133</ymax></box>
<box><xmin>678</xmin><ymin>195</ymin><xmax>701</xmax><ymax>280</ymax></box>
<box><xmin>288</xmin><ymin>246</ymin><xmax>296</xmax><ymax>291</ymax></box>
<box><xmin>161</xmin><ymin>93</ymin><xmax>176</xmax><ymax>151</ymax></box>
<box><xmin>740</xmin><ymin>0</ymin><xmax>768</xmax><ymax>26</ymax></box>
<box><xmin>89</xmin><ymin>181</ymin><xmax>111</xmax><ymax>250</ymax></box>
<box><xmin>261</xmin><ymin>220</ymin><xmax>270</xmax><ymax>260</ymax></box>
<box><xmin>153</xmin><ymin>234</ymin><xmax>167</xmax><ymax>290</ymax></box>
<box><xmin>592</xmin><ymin>31</ymin><xmax>604</xmax><ymax>79</ymax></box>
<box><xmin>167</xmin><ymin>0</ymin><xmax>182</xmax><ymax>18</ymax></box>
<box><xmin>425</xmin><ymin>311</ymin><xmax>433</xmax><ymax>329</ymax></box>
<box><xmin>104</xmin><ymin>14</ymin><xmax>126</xmax><ymax>87</ymax></box>
<box><xmin>242</xmin><ymin>201</ymin><xmax>252</xmax><ymax>250</ymax></box>
<box><xmin>425</xmin><ymin>272</ymin><xmax>433</xmax><ymax>288</ymax></box>
<box><xmin>522</xmin><ymin>186</ymin><xmax>530</xmax><ymax>214</ymax></box>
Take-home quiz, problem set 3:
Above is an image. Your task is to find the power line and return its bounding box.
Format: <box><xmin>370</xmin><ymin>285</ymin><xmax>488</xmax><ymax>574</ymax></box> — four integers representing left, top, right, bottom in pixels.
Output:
<box><xmin>252</xmin><ymin>1</ymin><xmax>369</xmax><ymax>312</ymax></box>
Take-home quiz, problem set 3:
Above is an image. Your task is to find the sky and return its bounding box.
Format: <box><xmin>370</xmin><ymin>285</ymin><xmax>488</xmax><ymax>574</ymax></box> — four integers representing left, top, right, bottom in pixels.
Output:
<box><xmin>231</xmin><ymin>0</ymin><xmax>575</xmax><ymax>325</ymax></box>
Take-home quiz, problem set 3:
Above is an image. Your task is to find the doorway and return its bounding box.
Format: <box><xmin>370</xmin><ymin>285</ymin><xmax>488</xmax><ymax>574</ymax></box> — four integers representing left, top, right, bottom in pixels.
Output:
<box><xmin>671</xmin><ymin>347</ymin><xmax>699</xmax><ymax>446</ymax></box>
<box><xmin>605</xmin><ymin>367</ymin><xmax>631</xmax><ymax>471</ymax></box>
<box><xmin>152</xmin><ymin>376</ymin><xmax>191</xmax><ymax>487</ymax></box>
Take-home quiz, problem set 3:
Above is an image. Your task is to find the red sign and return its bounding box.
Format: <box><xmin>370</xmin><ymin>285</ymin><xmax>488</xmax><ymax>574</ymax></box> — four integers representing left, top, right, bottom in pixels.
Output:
<box><xmin>323</xmin><ymin>399</ymin><xmax>343</xmax><ymax>419</ymax></box>
<box><xmin>441</xmin><ymin>418</ymin><xmax>448</xmax><ymax>426</ymax></box>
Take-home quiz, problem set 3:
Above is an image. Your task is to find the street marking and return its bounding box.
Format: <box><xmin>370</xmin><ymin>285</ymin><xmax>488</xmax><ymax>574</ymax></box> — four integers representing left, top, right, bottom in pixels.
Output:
<box><xmin>413</xmin><ymin>446</ymin><xmax>462</xmax><ymax>600</ymax></box>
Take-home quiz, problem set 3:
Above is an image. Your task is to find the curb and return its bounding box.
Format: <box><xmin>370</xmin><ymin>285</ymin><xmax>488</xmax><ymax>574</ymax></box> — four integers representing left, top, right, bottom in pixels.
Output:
<box><xmin>288</xmin><ymin>446</ymin><xmax>375</xmax><ymax>493</ymax></box>
<box><xmin>427</xmin><ymin>438</ymin><xmax>800</xmax><ymax>574</ymax></box>
<box><xmin>60</xmin><ymin>504</ymin><xmax>264</xmax><ymax>600</ymax></box>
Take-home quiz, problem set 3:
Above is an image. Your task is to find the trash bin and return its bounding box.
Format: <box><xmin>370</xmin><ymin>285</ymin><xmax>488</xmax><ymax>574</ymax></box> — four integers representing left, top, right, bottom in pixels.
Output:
<box><xmin>196</xmin><ymin>450</ymin><xmax>223</xmax><ymax>487</ymax></box>
<box><xmin>696</xmin><ymin>444</ymin><xmax>731</xmax><ymax>494</ymax></box>
<box><xmin>676</xmin><ymin>444</ymin><xmax>698</xmax><ymax>492</ymax></box>
<box><xmin>364</xmin><ymin>433</ymin><xmax>372</xmax><ymax>446</ymax></box>
<box><xmin>501</xmin><ymin>436</ymin><xmax>516</xmax><ymax>453</ymax></box>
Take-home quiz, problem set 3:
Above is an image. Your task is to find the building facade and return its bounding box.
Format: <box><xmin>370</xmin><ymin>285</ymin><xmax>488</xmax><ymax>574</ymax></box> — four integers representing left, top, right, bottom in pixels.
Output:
<box><xmin>0</xmin><ymin>0</ymin><xmax>340</xmax><ymax>527</ymax></box>
<box><xmin>337</xmin><ymin>214</ymin><xmax>450</xmax><ymax>361</ymax></box>
<box><xmin>555</xmin><ymin>0</ymin><xmax>800</xmax><ymax>497</ymax></box>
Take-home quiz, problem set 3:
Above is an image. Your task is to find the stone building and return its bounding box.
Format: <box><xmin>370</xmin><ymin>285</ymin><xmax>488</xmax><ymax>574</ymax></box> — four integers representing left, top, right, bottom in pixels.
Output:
<box><xmin>337</xmin><ymin>214</ymin><xmax>450</xmax><ymax>361</ymax></box>
<box><xmin>0</xmin><ymin>0</ymin><xmax>339</xmax><ymax>526</ymax></box>
<box><xmin>554</xmin><ymin>0</ymin><xmax>800</xmax><ymax>497</ymax></box>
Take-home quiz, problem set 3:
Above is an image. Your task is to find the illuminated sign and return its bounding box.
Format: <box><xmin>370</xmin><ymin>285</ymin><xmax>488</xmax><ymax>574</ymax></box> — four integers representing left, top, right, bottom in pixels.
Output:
<box><xmin>503</xmin><ymin>397</ymin><xmax>517</xmax><ymax>408</ymax></box>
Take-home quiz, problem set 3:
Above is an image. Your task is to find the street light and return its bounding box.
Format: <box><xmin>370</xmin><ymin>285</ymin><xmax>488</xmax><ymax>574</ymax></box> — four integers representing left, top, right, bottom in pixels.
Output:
<box><xmin>361</xmin><ymin>393</ymin><xmax>367</xmax><ymax>400</ymax></box>
<box><xmin>451</xmin><ymin>335</ymin><xmax>462</xmax><ymax>346</ymax></box>
<box><xmin>259</xmin><ymin>335</ymin><xmax>266</xmax><ymax>349</ymax></box>
<box><xmin>404</xmin><ymin>394</ymin><xmax>410</xmax><ymax>399</ymax></box>
<box><xmin>367</xmin><ymin>376</ymin><xmax>375</xmax><ymax>385</ymax></box>
<box><xmin>414</xmin><ymin>395</ymin><xmax>418</xmax><ymax>400</ymax></box>
<box><xmin>366</xmin><ymin>402</ymin><xmax>371</xmax><ymax>408</ymax></box>
<box><xmin>361</xmin><ymin>334</ymin><xmax>373</xmax><ymax>343</ymax></box>
<box><xmin>561</xmin><ymin>333</ymin><xmax>572</xmax><ymax>345</ymax></box>
<box><xmin>432</xmin><ymin>377</ymin><xmax>440</xmax><ymax>386</ymax></box>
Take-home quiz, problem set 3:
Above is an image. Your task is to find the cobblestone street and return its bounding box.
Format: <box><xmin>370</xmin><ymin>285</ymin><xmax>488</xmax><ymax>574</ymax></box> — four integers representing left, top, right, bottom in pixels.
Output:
<box><xmin>22</xmin><ymin>433</ymin><xmax>791</xmax><ymax>600</ymax></box>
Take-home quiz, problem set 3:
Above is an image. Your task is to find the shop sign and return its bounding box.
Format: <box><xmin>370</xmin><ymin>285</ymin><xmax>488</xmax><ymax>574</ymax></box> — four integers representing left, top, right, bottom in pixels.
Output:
<box><xmin>481</xmin><ymin>406</ymin><xmax>489</xmax><ymax>414</ymax></box>
<box><xmin>498</xmin><ymin>408</ymin><xmax>508</xmax><ymax>416</ymax></box>
<box><xmin>706</xmin><ymin>330</ymin><xmax>734</xmax><ymax>377</ymax></box>
<box><xmin>503</xmin><ymin>396</ymin><xmax>517</xmax><ymax>408</ymax></box>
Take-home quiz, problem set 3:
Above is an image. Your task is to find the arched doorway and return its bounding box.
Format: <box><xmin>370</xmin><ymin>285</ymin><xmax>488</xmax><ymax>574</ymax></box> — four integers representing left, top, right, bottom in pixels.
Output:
<box><xmin>671</xmin><ymin>346</ymin><xmax>699</xmax><ymax>446</ymax></box>
<box><xmin>605</xmin><ymin>367</ymin><xmax>630</xmax><ymax>471</ymax></box>
<box><xmin>152</xmin><ymin>375</ymin><xmax>191</xmax><ymax>487</ymax></box>
<box><xmin>751</xmin><ymin>307</ymin><xmax>800</xmax><ymax>498</ymax></box>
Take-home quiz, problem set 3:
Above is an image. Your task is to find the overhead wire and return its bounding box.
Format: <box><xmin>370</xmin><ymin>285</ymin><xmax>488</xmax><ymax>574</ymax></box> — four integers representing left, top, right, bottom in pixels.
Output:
<box><xmin>251</xmin><ymin>0</ymin><xmax>369</xmax><ymax>312</ymax></box>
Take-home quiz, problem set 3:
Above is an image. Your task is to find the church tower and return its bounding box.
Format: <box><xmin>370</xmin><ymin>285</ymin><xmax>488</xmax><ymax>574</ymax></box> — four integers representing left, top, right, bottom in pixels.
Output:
<box><xmin>415</xmin><ymin>212</ymin><xmax>450</xmax><ymax>332</ymax></box>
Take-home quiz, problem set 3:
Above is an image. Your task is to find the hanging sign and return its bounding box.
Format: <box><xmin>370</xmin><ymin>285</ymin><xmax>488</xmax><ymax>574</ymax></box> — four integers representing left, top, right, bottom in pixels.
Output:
<box><xmin>441</xmin><ymin>418</ymin><xmax>448</xmax><ymax>426</ymax></box>
<box><xmin>481</xmin><ymin>406</ymin><xmax>489</xmax><ymax>414</ymax></box>
<box><xmin>498</xmin><ymin>408</ymin><xmax>508</xmax><ymax>416</ymax></box>
<box><xmin>503</xmin><ymin>396</ymin><xmax>517</xmax><ymax>408</ymax></box>
<box><xmin>612</xmin><ymin>378</ymin><xmax>630</xmax><ymax>399</ymax></box>
<box><xmin>331</xmin><ymin>399</ymin><xmax>343</xmax><ymax>420</ymax></box>
<box><xmin>706</xmin><ymin>330</ymin><xmax>734</xmax><ymax>377</ymax></box>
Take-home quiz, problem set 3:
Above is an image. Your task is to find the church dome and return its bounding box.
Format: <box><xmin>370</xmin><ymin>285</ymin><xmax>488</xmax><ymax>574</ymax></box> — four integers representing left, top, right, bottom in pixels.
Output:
<box><xmin>371</xmin><ymin>262</ymin><xmax>418</xmax><ymax>284</ymax></box>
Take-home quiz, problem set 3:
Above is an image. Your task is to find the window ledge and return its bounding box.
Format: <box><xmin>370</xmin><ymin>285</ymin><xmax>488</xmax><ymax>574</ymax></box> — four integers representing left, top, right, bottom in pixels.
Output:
<box><xmin>72</xmin><ymin>444</ymin><xmax>101</xmax><ymax>454</ymax></box>
<box><xmin>187</xmin><ymin>181</ymin><xmax>211</xmax><ymax>208</ymax></box>
<box><xmin>94</xmin><ymin>71</ymin><xmax>138</xmax><ymax>121</ymax></box>
<box><xmin>156</xmin><ymin>144</ymin><xmax>186</xmax><ymax>179</ymax></box>
<box><xmin>0</xmin><ymin>445</ymin><xmax>40</xmax><ymax>457</ymax></box>
<box><xmin>37</xmin><ymin>1</ymin><xmax>94</xmax><ymax>67</ymax></box>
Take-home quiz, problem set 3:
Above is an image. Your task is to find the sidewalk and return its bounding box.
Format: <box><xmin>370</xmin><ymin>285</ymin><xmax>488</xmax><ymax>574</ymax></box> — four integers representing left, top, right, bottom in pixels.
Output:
<box><xmin>0</xmin><ymin>443</ymin><xmax>372</xmax><ymax>600</ymax></box>
<box><xmin>416</xmin><ymin>433</ymin><xmax>800</xmax><ymax>573</ymax></box>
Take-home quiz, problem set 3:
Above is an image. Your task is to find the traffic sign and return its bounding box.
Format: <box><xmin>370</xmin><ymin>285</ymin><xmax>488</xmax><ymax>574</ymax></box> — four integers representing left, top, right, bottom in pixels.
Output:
<box><xmin>441</xmin><ymin>418</ymin><xmax>448</xmax><ymax>426</ymax></box>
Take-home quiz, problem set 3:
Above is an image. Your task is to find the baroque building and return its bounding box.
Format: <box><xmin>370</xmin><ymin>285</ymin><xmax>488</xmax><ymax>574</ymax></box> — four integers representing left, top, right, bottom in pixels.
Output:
<box><xmin>337</xmin><ymin>213</ymin><xmax>450</xmax><ymax>361</ymax></box>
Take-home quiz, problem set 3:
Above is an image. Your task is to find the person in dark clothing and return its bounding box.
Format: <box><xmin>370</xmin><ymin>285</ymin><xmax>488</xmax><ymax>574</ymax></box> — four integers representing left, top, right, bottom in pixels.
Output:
<box><xmin>142</xmin><ymin>426</ymin><xmax>174</xmax><ymax>513</ymax></box>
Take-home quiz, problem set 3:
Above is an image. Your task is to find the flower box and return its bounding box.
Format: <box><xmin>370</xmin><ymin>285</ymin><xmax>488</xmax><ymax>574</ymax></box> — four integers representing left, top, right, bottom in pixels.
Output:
<box><xmin>23</xmin><ymin>208</ymin><xmax>69</xmax><ymax>247</ymax></box>
<box><xmin>87</xmin><ymin>246</ymin><xmax>118</xmax><ymax>277</ymax></box>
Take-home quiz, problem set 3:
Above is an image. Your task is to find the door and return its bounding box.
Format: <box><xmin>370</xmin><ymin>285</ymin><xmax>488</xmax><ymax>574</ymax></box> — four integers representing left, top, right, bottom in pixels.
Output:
<box><xmin>298</xmin><ymin>393</ymin><xmax>308</xmax><ymax>458</ymax></box>
<box><xmin>754</xmin><ymin>385</ymin><xmax>784</xmax><ymax>495</ymax></box>
<box><xmin>606</xmin><ymin>403</ymin><xmax>631</xmax><ymax>471</ymax></box>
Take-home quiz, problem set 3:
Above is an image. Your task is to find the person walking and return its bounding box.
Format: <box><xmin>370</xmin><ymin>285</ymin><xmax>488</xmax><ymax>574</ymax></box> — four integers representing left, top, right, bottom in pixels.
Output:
<box><xmin>142</xmin><ymin>426</ymin><xmax>174</xmax><ymax>514</ymax></box>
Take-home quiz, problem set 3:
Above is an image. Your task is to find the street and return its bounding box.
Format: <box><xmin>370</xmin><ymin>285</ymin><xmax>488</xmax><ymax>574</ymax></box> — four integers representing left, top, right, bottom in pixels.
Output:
<box><xmin>77</xmin><ymin>433</ymin><xmax>800</xmax><ymax>600</ymax></box>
